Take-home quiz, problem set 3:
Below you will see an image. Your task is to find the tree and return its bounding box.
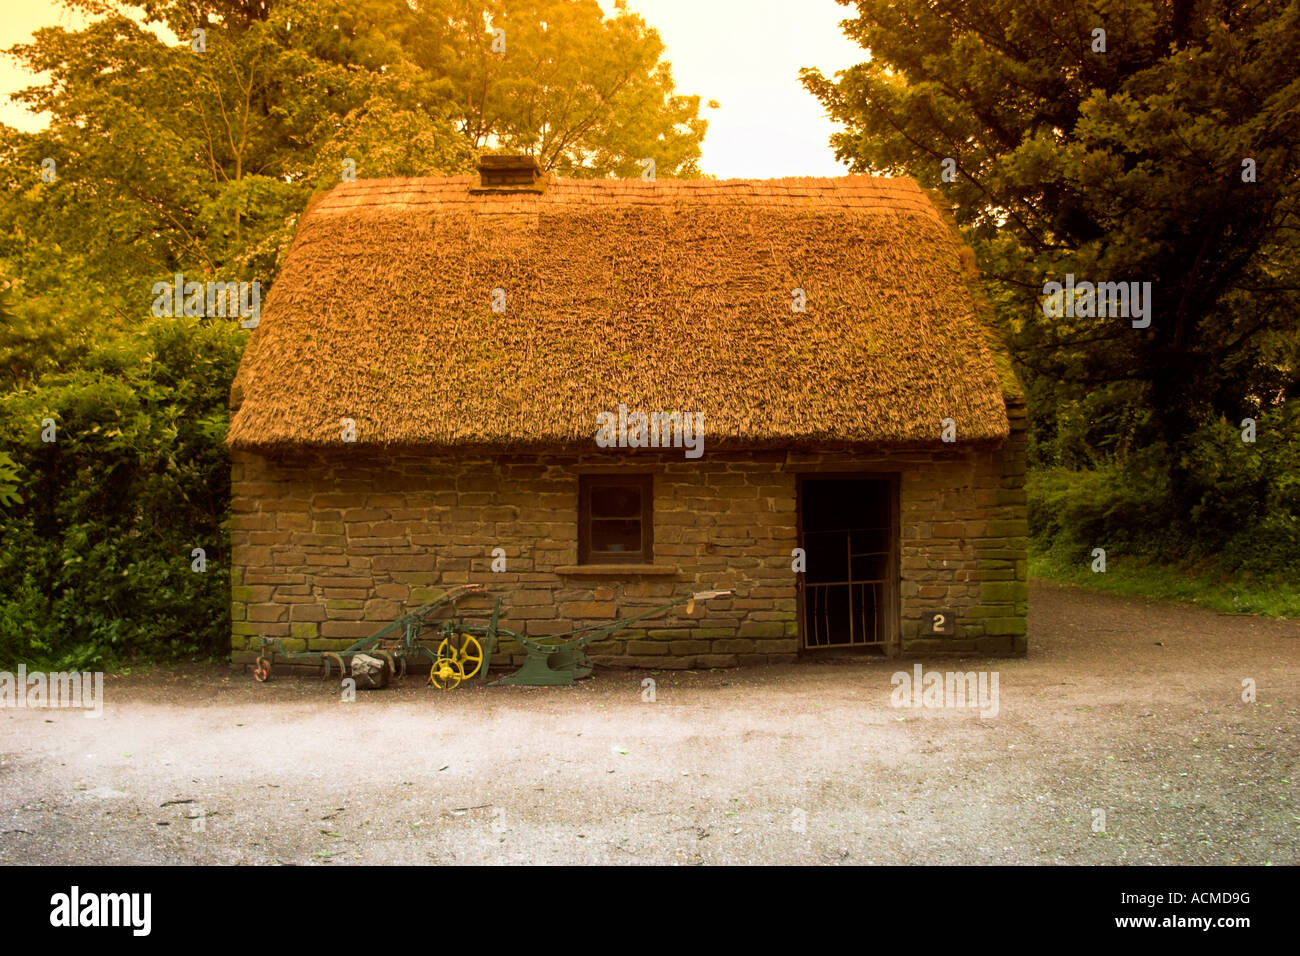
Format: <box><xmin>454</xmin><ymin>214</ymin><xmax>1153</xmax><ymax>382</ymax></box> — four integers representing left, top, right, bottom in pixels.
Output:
<box><xmin>432</xmin><ymin>0</ymin><xmax>708</xmax><ymax>177</ymax></box>
<box><xmin>802</xmin><ymin>0</ymin><xmax>1300</xmax><ymax>523</ymax></box>
<box><xmin>0</xmin><ymin>0</ymin><xmax>467</xmax><ymax>320</ymax></box>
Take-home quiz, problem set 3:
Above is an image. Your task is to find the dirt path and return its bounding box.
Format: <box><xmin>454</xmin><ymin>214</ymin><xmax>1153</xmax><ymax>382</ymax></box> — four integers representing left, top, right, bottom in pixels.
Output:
<box><xmin>1</xmin><ymin>581</ymin><xmax>1296</xmax><ymax>865</ymax></box>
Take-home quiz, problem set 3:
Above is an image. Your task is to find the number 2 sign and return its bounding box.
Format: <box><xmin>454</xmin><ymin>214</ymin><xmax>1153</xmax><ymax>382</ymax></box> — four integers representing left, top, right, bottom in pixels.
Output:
<box><xmin>926</xmin><ymin>610</ymin><xmax>954</xmax><ymax>636</ymax></box>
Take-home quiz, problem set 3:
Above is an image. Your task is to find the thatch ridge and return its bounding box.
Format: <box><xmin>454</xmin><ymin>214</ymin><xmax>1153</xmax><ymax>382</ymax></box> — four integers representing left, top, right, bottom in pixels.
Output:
<box><xmin>227</xmin><ymin>174</ymin><xmax>1011</xmax><ymax>450</ymax></box>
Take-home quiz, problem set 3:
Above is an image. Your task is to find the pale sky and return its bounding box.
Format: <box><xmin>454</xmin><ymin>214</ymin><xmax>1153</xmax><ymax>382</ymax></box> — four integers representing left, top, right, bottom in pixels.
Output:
<box><xmin>610</xmin><ymin>0</ymin><xmax>863</xmax><ymax>177</ymax></box>
<box><xmin>0</xmin><ymin>0</ymin><xmax>864</xmax><ymax>178</ymax></box>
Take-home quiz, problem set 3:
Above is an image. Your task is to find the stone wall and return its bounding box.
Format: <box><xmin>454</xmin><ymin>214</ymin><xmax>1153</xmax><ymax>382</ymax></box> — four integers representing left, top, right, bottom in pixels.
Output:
<box><xmin>230</xmin><ymin>418</ymin><xmax>1027</xmax><ymax>669</ymax></box>
<box><xmin>898</xmin><ymin>398</ymin><xmax>1029</xmax><ymax>653</ymax></box>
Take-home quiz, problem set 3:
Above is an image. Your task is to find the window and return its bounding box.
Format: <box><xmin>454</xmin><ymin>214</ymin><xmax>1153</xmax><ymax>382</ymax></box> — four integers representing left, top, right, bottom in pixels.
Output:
<box><xmin>578</xmin><ymin>474</ymin><xmax>654</xmax><ymax>564</ymax></box>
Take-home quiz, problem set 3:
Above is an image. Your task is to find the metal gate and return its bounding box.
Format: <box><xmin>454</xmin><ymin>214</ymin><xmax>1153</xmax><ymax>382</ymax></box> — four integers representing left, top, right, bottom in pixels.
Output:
<box><xmin>797</xmin><ymin>476</ymin><xmax>898</xmax><ymax>650</ymax></box>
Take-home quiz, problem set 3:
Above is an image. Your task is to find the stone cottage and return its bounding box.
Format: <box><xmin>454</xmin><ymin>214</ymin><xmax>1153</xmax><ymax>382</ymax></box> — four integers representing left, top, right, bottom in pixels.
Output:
<box><xmin>225</xmin><ymin>156</ymin><xmax>1028</xmax><ymax>671</ymax></box>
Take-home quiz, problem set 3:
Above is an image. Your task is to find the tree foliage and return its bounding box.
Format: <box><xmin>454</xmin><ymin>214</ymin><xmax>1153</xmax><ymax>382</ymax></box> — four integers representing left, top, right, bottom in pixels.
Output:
<box><xmin>0</xmin><ymin>318</ymin><xmax>243</xmax><ymax>667</ymax></box>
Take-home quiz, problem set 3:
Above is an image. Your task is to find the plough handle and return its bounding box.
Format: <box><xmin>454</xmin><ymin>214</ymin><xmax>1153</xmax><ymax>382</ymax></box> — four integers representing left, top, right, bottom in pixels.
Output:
<box><xmin>515</xmin><ymin>588</ymin><xmax>734</xmax><ymax>652</ymax></box>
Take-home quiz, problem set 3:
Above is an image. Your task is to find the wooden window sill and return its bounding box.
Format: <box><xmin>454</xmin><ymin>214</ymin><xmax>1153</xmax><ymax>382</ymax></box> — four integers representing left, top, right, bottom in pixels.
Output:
<box><xmin>554</xmin><ymin>564</ymin><xmax>678</xmax><ymax>577</ymax></box>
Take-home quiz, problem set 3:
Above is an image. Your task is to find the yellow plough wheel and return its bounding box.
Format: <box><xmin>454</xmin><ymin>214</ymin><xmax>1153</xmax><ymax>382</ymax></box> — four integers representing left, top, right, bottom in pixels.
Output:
<box><xmin>429</xmin><ymin>656</ymin><xmax>464</xmax><ymax>691</ymax></box>
<box><xmin>436</xmin><ymin>633</ymin><xmax>484</xmax><ymax>681</ymax></box>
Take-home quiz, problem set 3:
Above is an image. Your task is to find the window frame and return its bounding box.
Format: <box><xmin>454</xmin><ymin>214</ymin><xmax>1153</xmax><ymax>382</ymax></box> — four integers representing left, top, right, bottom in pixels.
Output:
<box><xmin>578</xmin><ymin>474</ymin><xmax>655</xmax><ymax>565</ymax></box>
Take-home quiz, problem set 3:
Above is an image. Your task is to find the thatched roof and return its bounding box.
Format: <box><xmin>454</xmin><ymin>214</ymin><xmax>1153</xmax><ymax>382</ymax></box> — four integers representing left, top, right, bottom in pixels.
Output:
<box><xmin>227</xmin><ymin>171</ymin><xmax>1016</xmax><ymax>451</ymax></box>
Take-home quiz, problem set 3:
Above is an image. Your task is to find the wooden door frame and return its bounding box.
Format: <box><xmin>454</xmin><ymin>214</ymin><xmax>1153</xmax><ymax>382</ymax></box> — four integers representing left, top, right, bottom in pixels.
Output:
<box><xmin>794</xmin><ymin>470</ymin><xmax>901</xmax><ymax>656</ymax></box>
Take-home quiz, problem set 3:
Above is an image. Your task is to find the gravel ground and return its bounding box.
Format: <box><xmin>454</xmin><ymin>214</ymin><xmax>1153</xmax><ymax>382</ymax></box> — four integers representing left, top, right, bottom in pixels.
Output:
<box><xmin>1</xmin><ymin>580</ymin><xmax>1296</xmax><ymax>865</ymax></box>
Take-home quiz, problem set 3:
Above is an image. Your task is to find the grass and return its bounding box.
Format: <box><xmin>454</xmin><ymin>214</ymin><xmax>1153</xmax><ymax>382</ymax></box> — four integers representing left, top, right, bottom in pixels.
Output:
<box><xmin>1029</xmin><ymin>544</ymin><xmax>1300</xmax><ymax>618</ymax></box>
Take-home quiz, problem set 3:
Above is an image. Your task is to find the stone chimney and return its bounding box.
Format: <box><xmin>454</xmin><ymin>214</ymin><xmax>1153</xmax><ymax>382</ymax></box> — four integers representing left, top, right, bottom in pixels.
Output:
<box><xmin>472</xmin><ymin>154</ymin><xmax>546</xmax><ymax>193</ymax></box>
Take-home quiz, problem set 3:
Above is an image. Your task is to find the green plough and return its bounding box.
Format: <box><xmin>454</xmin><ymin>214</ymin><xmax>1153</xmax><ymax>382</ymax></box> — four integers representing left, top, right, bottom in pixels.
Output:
<box><xmin>252</xmin><ymin>586</ymin><xmax>733</xmax><ymax>688</ymax></box>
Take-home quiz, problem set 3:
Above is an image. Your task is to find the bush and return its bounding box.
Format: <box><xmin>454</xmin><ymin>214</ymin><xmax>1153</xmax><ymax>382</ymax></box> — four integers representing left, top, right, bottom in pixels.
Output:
<box><xmin>1029</xmin><ymin>400</ymin><xmax>1300</xmax><ymax>578</ymax></box>
<box><xmin>1028</xmin><ymin>459</ymin><xmax>1176</xmax><ymax>561</ymax></box>
<box><xmin>0</xmin><ymin>316</ymin><xmax>244</xmax><ymax>668</ymax></box>
<box><xmin>1186</xmin><ymin>404</ymin><xmax>1300</xmax><ymax>574</ymax></box>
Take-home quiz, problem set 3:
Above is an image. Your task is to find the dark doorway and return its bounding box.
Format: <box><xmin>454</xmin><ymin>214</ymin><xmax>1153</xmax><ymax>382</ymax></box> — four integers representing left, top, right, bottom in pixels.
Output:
<box><xmin>797</xmin><ymin>475</ymin><xmax>898</xmax><ymax>652</ymax></box>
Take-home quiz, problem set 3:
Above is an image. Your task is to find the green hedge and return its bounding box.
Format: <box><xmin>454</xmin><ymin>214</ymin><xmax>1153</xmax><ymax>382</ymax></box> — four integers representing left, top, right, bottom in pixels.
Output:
<box><xmin>1029</xmin><ymin>401</ymin><xmax>1300</xmax><ymax>579</ymax></box>
<box><xmin>0</xmin><ymin>317</ymin><xmax>244</xmax><ymax>668</ymax></box>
